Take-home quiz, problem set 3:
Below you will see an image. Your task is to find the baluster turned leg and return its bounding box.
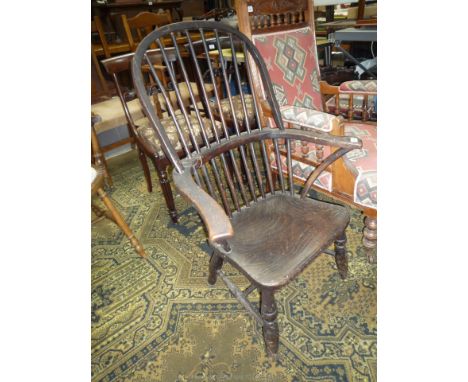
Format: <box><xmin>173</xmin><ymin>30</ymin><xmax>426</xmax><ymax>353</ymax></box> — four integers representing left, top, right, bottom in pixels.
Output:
<box><xmin>334</xmin><ymin>232</ymin><xmax>348</xmax><ymax>279</ymax></box>
<box><xmin>363</xmin><ymin>216</ymin><xmax>377</xmax><ymax>263</ymax></box>
<box><xmin>137</xmin><ymin>148</ymin><xmax>153</xmax><ymax>193</ymax></box>
<box><xmin>208</xmin><ymin>250</ymin><xmax>224</xmax><ymax>285</ymax></box>
<box><xmin>261</xmin><ymin>288</ymin><xmax>279</xmax><ymax>357</ymax></box>
<box><xmin>152</xmin><ymin>159</ymin><xmax>178</xmax><ymax>224</ymax></box>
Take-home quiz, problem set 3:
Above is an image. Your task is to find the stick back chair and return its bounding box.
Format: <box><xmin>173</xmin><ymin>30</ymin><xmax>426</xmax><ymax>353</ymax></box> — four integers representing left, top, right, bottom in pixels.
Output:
<box><xmin>131</xmin><ymin>21</ymin><xmax>362</xmax><ymax>357</ymax></box>
<box><xmin>102</xmin><ymin>48</ymin><xmax>218</xmax><ymax>223</ymax></box>
<box><xmin>235</xmin><ymin>0</ymin><xmax>377</xmax><ymax>260</ymax></box>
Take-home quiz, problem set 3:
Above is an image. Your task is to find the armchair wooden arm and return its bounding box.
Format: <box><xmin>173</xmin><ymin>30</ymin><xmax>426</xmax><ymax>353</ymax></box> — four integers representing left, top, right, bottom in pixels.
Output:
<box><xmin>173</xmin><ymin>158</ymin><xmax>234</xmax><ymax>246</ymax></box>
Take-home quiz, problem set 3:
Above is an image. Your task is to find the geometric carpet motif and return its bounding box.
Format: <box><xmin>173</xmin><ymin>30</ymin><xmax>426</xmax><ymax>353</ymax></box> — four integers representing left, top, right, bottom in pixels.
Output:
<box><xmin>92</xmin><ymin>151</ymin><xmax>377</xmax><ymax>381</ymax></box>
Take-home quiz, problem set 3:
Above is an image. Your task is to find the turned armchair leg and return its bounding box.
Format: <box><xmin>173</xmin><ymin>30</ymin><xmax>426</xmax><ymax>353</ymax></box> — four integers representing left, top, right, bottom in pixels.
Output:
<box><xmin>208</xmin><ymin>250</ymin><xmax>224</xmax><ymax>285</ymax></box>
<box><xmin>334</xmin><ymin>232</ymin><xmax>348</xmax><ymax>279</ymax></box>
<box><xmin>137</xmin><ymin>148</ymin><xmax>153</xmax><ymax>193</ymax></box>
<box><xmin>363</xmin><ymin>216</ymin><xmax>377</xmax><ymax>263</ymax></box>
<box><xmin>260</xmin><ymin>288</ymin><xmax>279</xmax><ymax>357</ymax></box>
<box><xmin>96</xmin><ymin>187</ymin><xmax>147</xmax><ymax>258</ymax></box>
<box><xmin>152</xmin><ymin>159</ymin><xmax>178</xmax><ymax>223</ymax></box>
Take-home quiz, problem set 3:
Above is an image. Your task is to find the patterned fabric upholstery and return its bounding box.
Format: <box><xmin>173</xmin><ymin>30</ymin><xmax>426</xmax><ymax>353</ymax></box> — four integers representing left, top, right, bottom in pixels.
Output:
<box><xmin>212</xmin><ymin>95</ymin><xmax>335</xmax><ymax>132</ymax></box>
<box><xmin>135</xmin><ymin>114</ymin><xmax>223</xmax><ymax>157</ymax></box>
<box><xmin>269</xmin><ymin>123</ymin><xmax>377</xmax><ymax>210</ymax></box>
<box><xmin>343</xmin><ymin>123</ymin><xmax>377</xmax><ymax>209</ymax></box>
<box><xmin>270</xmin><ymin>150</ymin><xmax>332</xmax><ymax>192</ymax></box>
<box><xmin>252</xmin><ymin>27</ymin><xmax>323</xmax><ymax>112</ymax></box>
<box><xmin>280</xmin><ymin>106</ymin><xmax>335</xmax><ymax>132</ymax></box>
<box><xmin>92</xmin><ymin>83</ymin><xmax>214</xmax><ymax>134</ymax></box>
<box><xmin>210</xmin><ymin>94</ymin><xmax>256</xmax><ymax>128</ymax></box>
<box><xmin>339</xmin><ymin>80</ymin><xmax>377</xmax><ymax>94</ymax></box>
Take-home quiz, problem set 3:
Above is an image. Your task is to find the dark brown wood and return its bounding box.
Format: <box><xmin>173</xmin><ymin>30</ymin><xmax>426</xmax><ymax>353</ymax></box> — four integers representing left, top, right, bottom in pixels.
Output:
<box><xmin>131</xmin><ymin>21</ymin><xmax>362</xmax><ymax>356</ymax></box>
<box><xmin>260</xmin><ymin>288</ymin><xmax>279</xmax><ymax>356</ymax></box>
<box><xmin>101</xmin><ymin>48</ymin><xmax>181</xmax><ymax>222</ymax></box>
<box><xmin>334</xmin><ymin>233</ymin><xmax>348</xmax><ymax>279</ymax></box>
<box><xmin>208</xmin><ymin>250</ymin><xmax>224</xmax><ymax>285</ymax></box>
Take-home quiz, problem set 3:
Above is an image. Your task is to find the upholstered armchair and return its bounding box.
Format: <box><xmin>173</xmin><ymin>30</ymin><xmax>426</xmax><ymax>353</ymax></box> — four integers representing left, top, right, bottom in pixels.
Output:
<box><xmin>234</xmin><ymin>0</ymin><xmax>377</xmax><ymax>260</ymax></box>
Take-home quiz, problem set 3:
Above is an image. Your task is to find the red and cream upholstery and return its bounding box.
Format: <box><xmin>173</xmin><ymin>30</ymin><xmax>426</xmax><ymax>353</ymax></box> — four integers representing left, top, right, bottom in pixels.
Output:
<box><xmin>269</xmin><ymin>142</ymin><xmax>333</xmax><ymax>192</ymax></box>
<box><xmin>343</xmin><ymin>123</ymin><xmax>377</xmax><ymax>209</ymax></box>
<box><xmin>252</xmin><ymin>27</ymin><xmax>323</xmax><ymax>111</ymax></box>
<box><xmin>270</xmin><ymin>122</ymin><xmax>377</xmax><ymax>210</ymax></box>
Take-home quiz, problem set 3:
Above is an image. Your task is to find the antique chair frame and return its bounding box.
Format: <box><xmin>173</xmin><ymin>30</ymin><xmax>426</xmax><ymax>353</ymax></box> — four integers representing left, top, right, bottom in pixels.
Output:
<box><xmin>235</xmin><ymin>0</ymin><xmax>377</xmax><ymax>259</ymax></box>
<box><xmin>131</xmin><ymin>21</ymin><xmax>362</xmax><ymax>357</ymax></box>
<box><xmin>101</xmin><ymin>49</ymin><xmax>180</xmax><ymax>223</ymax></box>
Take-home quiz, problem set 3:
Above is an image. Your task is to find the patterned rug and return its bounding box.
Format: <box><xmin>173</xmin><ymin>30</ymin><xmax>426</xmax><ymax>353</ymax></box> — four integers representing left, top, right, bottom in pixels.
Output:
<box><xmin>92</xmin><ymin>151</ymin><xmax>377</xmax><ymax>382</ymax></box>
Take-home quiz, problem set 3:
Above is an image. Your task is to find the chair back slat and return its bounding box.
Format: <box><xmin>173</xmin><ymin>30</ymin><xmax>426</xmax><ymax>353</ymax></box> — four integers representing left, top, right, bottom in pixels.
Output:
<box><xmin>132</xmin><ymin>21</ymin><xmax>308</xmax><ymax>215</ymax></box>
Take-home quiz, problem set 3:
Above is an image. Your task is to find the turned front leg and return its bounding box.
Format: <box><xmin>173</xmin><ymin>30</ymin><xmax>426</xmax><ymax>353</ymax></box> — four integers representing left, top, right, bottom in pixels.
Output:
<box><xmin>208</xmin><ymin>250</ymin><xmax>224</xmax><ymax>285</ymax></box>
<box><xmin>334</xmin><ymin>232</ymin><xmax>348</xmax><ymax>279</ymax></box>
<box><xmin>261</xmin><ymin>288</ymin><xmax>279</xmax><ymax>356</ymax></box>
<box><xmin>363</xmin><ymin>216</ymin><xmax>377</xmax><ymax>263</ymax></box>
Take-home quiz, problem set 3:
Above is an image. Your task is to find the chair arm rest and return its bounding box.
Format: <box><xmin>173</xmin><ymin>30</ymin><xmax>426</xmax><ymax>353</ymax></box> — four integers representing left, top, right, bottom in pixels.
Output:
<box><xmin>320</xmin><ymin>81</ymin><xmax>340</xmax><ymax>95</ymax></box>
<box><xmin>173</xmin><ymin>158</ymin><xmax>234</xmax><ymax>246</ymax></box>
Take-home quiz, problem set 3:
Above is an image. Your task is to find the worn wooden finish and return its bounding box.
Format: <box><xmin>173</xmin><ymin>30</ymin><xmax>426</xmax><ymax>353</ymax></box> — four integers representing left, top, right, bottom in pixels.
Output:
<box><xmin>131</xmin><ymin>21</ymin><xmax>362</xmax><ymax>356</ymax></box>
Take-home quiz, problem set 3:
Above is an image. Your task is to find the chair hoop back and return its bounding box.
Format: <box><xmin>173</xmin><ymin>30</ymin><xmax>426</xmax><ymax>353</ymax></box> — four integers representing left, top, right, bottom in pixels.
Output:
<box><xmin>131</xmin><ymin>21</ymin><xmax>286</xmax><ymax>174</ymax></box>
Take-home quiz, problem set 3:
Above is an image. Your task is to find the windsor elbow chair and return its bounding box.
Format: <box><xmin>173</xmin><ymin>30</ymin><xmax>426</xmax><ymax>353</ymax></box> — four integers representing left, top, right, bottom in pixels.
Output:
<box><xmin>131</xmin><ymin>21</ymin><xmax>362</xmax><ymax>357</ymax></box>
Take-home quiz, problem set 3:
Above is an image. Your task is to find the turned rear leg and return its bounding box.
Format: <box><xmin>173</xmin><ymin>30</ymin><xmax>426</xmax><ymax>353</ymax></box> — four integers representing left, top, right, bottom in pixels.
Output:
<box><xmin>137</xmin><ymin>148</ymin><xmax>153</xmax><ymax>193</ymax></box>
<box><xmin>334</xmin><ymin>232</ymin><xmax>348</xmax><ymax>279</ymax></box>
<box><xmin>208</xmin><ymin>250</ymin><xmax>224</xmax><ymax>285</ymax></box>
<box><xmin>152</xmin><ymin>159</ymin><xmax>178</xmax><ymax>223</ymax></box>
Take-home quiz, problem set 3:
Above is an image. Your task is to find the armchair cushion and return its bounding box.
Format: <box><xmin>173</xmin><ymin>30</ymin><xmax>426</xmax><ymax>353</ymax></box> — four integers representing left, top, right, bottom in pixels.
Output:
<box><xmin>339</xmin><ymin>80</ymin><xmax>377</xmax><ymax>95</ymax></box>
<box><xmin>136</xmin><ymin>113</ymin><xmax>223</xmax><ymax>157</ymax></box>
<box><xmin>280</xmin><ymin>105</ymin><xmax>335</xmax><ymax>132</ymax></box>
<box><xmin>210</xmin><ymin>94</ymin><xmax>256</xmax><ymax>128</ymax></box>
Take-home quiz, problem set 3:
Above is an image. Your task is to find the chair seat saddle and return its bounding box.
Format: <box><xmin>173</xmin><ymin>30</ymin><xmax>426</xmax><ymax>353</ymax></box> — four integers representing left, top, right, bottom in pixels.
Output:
<box><xmin>227</xmin><ymin>194</ymin><xmax>349</xmax><ymax>288</ymax></box>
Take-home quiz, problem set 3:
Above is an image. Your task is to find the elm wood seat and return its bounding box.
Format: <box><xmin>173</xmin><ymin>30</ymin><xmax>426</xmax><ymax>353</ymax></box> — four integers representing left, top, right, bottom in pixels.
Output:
<box><xmin>131</xmin><ymin>21</ymin><xmax>361</xmax><ymax>357</ymax></box>
<box><xmin>228</xmin><ymin>194</ymin><xmax>349</xmax><ymax>287</ymax></box>
<box><xmin>235</xmin><ymin>0</ymin><xmax>377</xmax><ymax>261</ymax></box>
